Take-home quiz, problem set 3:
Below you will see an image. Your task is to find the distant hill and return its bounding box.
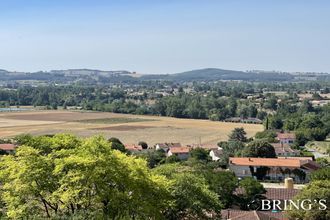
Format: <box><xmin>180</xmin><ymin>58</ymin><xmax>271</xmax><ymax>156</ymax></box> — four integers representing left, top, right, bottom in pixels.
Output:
<box><xmin>0</xmin><ymin>69</ymin><xmax>137</xmax><ymax>85</ymax></box>
<box><xmin>141</xmin><ymin>68</ymin><xmax>294</xmax><ymax>82</ymax></box>
<box><xmin>0</xmin><ymin>68</ymin><xmax>328</xmax><ymax>85</ymax></box>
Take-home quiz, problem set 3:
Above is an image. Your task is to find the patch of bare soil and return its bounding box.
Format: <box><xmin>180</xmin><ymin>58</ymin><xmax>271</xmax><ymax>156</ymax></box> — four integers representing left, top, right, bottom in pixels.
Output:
<box><xmin>91</xmin><ymin>125</ymin><xmax>154</xmax><ymax>131</ymax></box>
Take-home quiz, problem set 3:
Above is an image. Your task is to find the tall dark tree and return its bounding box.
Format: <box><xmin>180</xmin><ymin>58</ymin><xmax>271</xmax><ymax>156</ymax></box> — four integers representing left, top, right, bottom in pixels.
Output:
<box><xmin>228</xmin><ymin>128</ymin><xmax>247</xmax><ymax>142</ymax></box>
<box><xmin>241</xmin><ymin>140</ymin><xmax>276</xmax><ymax>158</ymax></box>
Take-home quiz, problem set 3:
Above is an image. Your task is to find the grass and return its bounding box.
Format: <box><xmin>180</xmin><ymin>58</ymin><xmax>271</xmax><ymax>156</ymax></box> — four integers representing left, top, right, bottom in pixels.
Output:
<box><xmin>306</xmin><ymin>141</ymin><xmax>330</xmax><ymax>154</ymax></box>
<box><xmin>75</xmin><ymin>117</ymin><xmax>156</xmax><ymax>124</ymax></box>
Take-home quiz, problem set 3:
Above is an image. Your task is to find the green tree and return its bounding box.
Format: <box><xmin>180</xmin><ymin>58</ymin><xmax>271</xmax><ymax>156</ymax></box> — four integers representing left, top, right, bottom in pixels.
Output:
<box><xmin>108</xmin><ymin>137</ymin><xmax>126</xmax><ymax>153</ymax></box>
<box><xmin>166</xmin><ymin>155</ymin><xmax>181</xmax><ymax>163</ymax></box>
<box><xmin>217</xmin><ymin>141</ymin><xmax>245</xmax><ymax>165</ymax></box>
<box><xmin>254</xmin><ymin>130</ymin><xmax>277</xmax><ymax>142</ymax></box>
<box><xmin>310</xmin><ymin>167</ymin><xmax>330</xmax><ymax>181</ymax></box>
<box><xmin>241</xmin><ymin>140</ymin><xmax>276</xmax><ymax>158</ymax></box>
<box><xmin>315</xmin><ymin>158</ymin><xmax>330</xmax><ymax>168</ymax></box>
<box><xmin>239</xmin><ymin>177</ymin><xmax>265</xmax><ymax>198</ymax></box>
<box><xmin>154</xmin><ymin>164</ymin><xmax>222</xmax><ymax>219</ymax></box>
<box><xmin>145</xmin><ymin>149</ymin><xmax>166</xmax><ymax>168</ymax></box>
<box><xmin>0</xmin><ymin>134</ymin><xmax>171</xmax><ymax>219</ymax></box>
<box><xmin>228</xmin><ymin>128</ymin><xmax>247</xmax><ymax>142</ymax></box>
<box><xmin>263</xmin><ymin>96</ymin><xmax>278</xmax><ymax>110</ymax></box>
<box><xmin>206</xmin><ymin>171</ymin><xmax>238</xmax><ymax>208</ymax></box>
<box><xmin>138</xmin><ymin>141</ymin><xmax>148</xmax><ymax>149</ymax></box>
<box><xmin>236</xmin><ymin>177</ymin><xmax>266</xmax><ymax>209</ymax></box>
<box><xmin>268</xmin><ymin>115</ymin><xmax>283</xmax><ymax>129</ymax></box>
<box><xmin>287</xmin><ymin>180</ymin><xmax>330</xmax><ymax>220</ymax></box>
<box><xmin>189</xmin><ymin>147</ymin><xmax>211</xmax><ymax>162</ymax></box>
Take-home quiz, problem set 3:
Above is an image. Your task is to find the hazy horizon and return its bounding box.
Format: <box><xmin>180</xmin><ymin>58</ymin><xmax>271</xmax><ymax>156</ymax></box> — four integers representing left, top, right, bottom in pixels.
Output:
<box><xmin>1</xmin><ymin>0</ymin><xmax>329</xmax><ymax>74</ymax></box>
<box><xmin>1</xmin><ymin>67</ymin><xmax>329</xmax><ymax>75</ymax></box>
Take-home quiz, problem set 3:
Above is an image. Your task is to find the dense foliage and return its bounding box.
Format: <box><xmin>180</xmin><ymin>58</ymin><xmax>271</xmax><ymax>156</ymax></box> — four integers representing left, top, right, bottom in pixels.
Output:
<box><xmin>0</xmin><ymin>134</ymin><xmax>247</xmax><ymax>219</ymax></box>
<box><xmin>0</xmin><ymin>134</ymin><xmax>170</xmax><ymax>219</ymax></box>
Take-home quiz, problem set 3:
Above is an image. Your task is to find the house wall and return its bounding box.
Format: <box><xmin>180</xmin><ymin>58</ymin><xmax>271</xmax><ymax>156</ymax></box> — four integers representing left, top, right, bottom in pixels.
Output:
<box><xmin>167</xmin><ymin>151</ymin><xmax>189</xmax><ymax>160</ymax></box>
<box><xmin>276</xmin><ymin>151</ymin><xmax>298</xmax><ymax>157</ymax></box>
<box><xmin>279</xmin><ymin>138</ymin><xmax>295</xmax><ymax>144</ymax></box>
<box><xmin>229</xmin><ymin>164</ymin><xmax>253</xmax><ymax>177</ymax></box>
<box><xmin>155</xmin><ymin>145</ymin><xmax>169</xmax><ymax>152</ymax></box>
<box><xmin>209</xmin><ymin>151</ymin><xmax>220</xmax><ymax>161</ymax></box>
<box><xmin>229</xmin><ymin>164</ymin><xmax>309</xmax><ymax>183</ymax></box>
<box><xmin>176</xmin><ymin>153</ymin><xmax>189</xmax><ymax>160</ymax></box>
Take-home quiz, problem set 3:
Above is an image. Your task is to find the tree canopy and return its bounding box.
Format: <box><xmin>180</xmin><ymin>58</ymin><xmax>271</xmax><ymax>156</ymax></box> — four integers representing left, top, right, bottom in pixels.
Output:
<box><xmin>0</xmin><ymin>134</ymin><xmax>170</xmax><ymax>219</ymax></box>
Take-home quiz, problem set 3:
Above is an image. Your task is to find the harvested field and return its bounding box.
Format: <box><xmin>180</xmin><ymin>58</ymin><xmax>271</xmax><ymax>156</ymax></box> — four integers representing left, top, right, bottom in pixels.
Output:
<box><xmin>76</xmin><ymin>117</ymin><xmax>156</xmax><ymax>124</ymax></box>
<box><xmin>92</xmin><ymin>125</ymin><xmax>154</xmax><ymax>131</ymax></box>
<box><xmin>0</xmin><ymin>110</ymin><xmax>263</xmax><ymax>146</ymax></box>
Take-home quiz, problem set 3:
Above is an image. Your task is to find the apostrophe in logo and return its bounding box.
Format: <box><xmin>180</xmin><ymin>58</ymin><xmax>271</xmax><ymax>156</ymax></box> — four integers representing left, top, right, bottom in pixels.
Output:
<box><xmin>247</xmin><ymin>195</ymin><xmax>265</xmax><ymax>210</ymax></box>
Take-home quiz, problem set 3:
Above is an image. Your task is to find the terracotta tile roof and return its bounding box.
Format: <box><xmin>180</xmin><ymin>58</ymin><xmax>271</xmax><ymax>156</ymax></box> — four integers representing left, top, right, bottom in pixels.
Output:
<box><xmin>229</xmin><ymin>157</ymin><xmax>302</xmax><ymax>168</ymax></box>
<box><xmin>156</xmin><ymin>142</ymin><xmax>182</xmax><ymax>148</ymax></box>
<box><xmin>0</xmin><ymin>144</ymin><xmax>16</xmax><ymax>151</ymax></box>
<box><xmin>274</xmin><ymin>148</ymin><xmax>296</xmax><ymax>154</ymax></box>
<box><xmin>167</xmin><ymin>142</ymin><xmax>182</xmax><ymax>148</ymax></box>
<box><xmin>277</xmin><ymin>133</ymin><xmax>296</xmax><ymax>139</ymax></box>
<box><xmin>230</xmin><ymin>157</ymin><xmax>320</xmax><ymax>171</ymax></box>
<box><xmin>169</xmin><ymin>146</ymin><xmax>190</xmax><ymax>154</ymax></box>
<box><xmin>221</xmin><ymin>210</ymin><xmax>284</xmax><ymax>220</ymax></box>
<box><xmin>263</xmin><ymin>188</ymin><xmax>300</xmax><ymax>200</ymax></box>
<box><xmin>300</xmin><ymin>160</ymin><xmax>320</xmax><ymax>170</ymax></box>
<box><xmin>124</xmin><ymin>144</ymin><xmax>142</xmax><ymax>151</ymax></box>
<box><xmin>277</xmin><ymin>156</ymin><xmax>313</xmax><ymax>160</ymax></box>
<box><xmin>235</xmin><ymin>188</ymin><xmax>300</xmax><ymax>201</ymax></box>
<box><xmin>191</xmin><ymin>144</ymin><xmax>218</xmax><ymax>150</ymax></box>
<box><xmin>271</xmin><ymin>144</ymin><xmax>298</xmax><ymax>154</ymax></box>
<box><xmin>231</xmin><ymin>211</ymin><xmax>278</xmax><ymax>220</ymax></box>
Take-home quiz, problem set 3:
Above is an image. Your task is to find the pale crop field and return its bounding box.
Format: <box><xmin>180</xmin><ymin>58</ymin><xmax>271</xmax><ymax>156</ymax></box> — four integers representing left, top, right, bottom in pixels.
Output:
<box><xmin>0</xmin><ymin>110</ymin><xmax>263</xmax><ymax>146</ymax></box>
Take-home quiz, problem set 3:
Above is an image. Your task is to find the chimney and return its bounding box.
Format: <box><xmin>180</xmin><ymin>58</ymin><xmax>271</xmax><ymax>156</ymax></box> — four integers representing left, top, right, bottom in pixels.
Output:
<box><xmin>284</xmin><ymin>177</ymin><xmax>294</xmax><ymax>189</ymax></box>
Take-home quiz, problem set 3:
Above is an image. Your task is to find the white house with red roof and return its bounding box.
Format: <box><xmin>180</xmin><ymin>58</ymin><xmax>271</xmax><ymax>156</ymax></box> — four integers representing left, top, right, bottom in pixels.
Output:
<box><xmin>229</xmin><ymin>157</ymin><xmax>319</xmax><ymax>183</ymax></box>
<box><xmin>276</xmin><ymin>132</ymin><xmax>296</xmax><ymax>144</ymax></box>
<box><xmin>167</xmin><ymin>146</ymin><xmax>190</xmax><ymax>160</ymax></box>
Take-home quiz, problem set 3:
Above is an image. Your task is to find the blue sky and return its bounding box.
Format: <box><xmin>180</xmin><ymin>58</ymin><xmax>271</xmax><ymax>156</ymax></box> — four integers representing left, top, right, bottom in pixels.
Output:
<box><xmin>0</xmin><ymin>0</ymin><xmax>329</xmax><ymax>74</ymax></box>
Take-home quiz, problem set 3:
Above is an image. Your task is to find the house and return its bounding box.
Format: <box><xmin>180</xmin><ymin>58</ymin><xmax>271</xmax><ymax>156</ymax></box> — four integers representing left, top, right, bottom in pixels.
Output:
<box><xmin>155</xmin><ymin>142</ymin><xmax>181</xmax><ymax>152</ymax></box>
<box><xmin>221</xmin><ymin>209</ymin><xmax>283</xmax><ymax>220</ymax></box>
<box><xmin>270</xmin><ymin>143</ymin><xmax>299</xmax><ymax>157</ymax></box>
<box><xmin>276</xmin><ymin>133</ymin><xmax>296</xmax><ymax>144</ymax></box>
<box><xmin>124</xmin><ymin>144</ymin><xmax>143</xmax><ymax>152</ymax></box>
<box><xmin>0</xmin><ymin>143</ymin><xmax>16</xmax><ymax>153</ymax></box>
<box><xmin>155</xmin><ymin>143</ymin><xmax>168</xmax><ymax>151</ymax></box>
<box><xmin>235</xmin><ymin>187</ymin><xmax>300</xmax><ymax>201</ymax></box>
<box><xmin>209</xmin><ymin>148</ymin><xmax>223</xmax><ymax>161</ymax></box>
<box><xmin>167</xmin><ymin>146</ymin><xmax>190</xmax><ymax>160</ymax></box>
<box><xmin>229</xmin><ymin>157</ymin><xmax>319</xmax><ymax>183</ymax></box>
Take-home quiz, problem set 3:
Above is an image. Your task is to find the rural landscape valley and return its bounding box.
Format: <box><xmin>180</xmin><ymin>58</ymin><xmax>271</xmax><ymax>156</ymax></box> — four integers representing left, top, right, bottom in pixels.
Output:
<box><xmin>1</xmin><ymin>1</ymin><xmax>330</xmax><ymax>219</ymax></box>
